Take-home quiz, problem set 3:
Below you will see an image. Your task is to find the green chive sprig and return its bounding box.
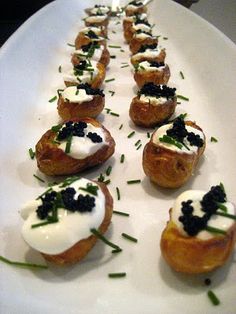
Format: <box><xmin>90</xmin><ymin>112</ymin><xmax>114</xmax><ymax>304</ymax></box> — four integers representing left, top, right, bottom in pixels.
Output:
<box><xmin>28</xmin><ymin>148</ymin><xmax>35</xmax><ymax>159</ymax></box>
<box><xmin>205</xmin><ymin>225</ymin><xmax>226</xmax><ymax>235</ymax></box>
<box><xmin>119</xmin><ymin>124</ymin><xmax>123</xmax><ymax>130</ymax></box>
<box><xmin>48</xmin><ymin>95</ymin><xmax>57</xmax><ymax>103</ymax></box>
<box><xmin>105</xmin><ymin>78</ymin><xmax>115</xmax><ymax>83</ymax></box>
<box><xmin>211</xmin><ymin>136</ymin><xmax>218</xmax><ymax>143</ymax></box>
<box><xmin>113</xmin><ymin>210</ymin><xmax>129</xmax><ymax>217</ymax></box>
<box><xmin>159</xmin><ymin>135</ymin><xmax>183</xmax><ymax>149</ymax></box>
<box><xmin>110</xmin><ymin>112</ymin><xmax>119</xmax><ymax>117</ymax></box>
<box><xmin>127</xmin><ymin>180</ymin><xmax>141</xmax><ymax>184</ymax></box>
<box><xmin>179</xmin><ymin>71</ymin><xmax>184</xmax><ymax>79</ymax></box>
<box><xmin>177</xmin><ymin>94</ymin><xmax>189</xmax><ymax>101</ymax></box>
<box><xmin>33</xmin><ymin>174</ymin><xmax>45</xmax><ymax>183</ymax></box>
<box><xmin>127</xmin><ymin>131</ymin><xmax>135</xmax><ymax>138</ymax></box>
<box><xmin>122</xmin><ymin>233</ymin><xmax>138</xmax><ymax>243</ymax></box>
<box><xmin>116</xmin><ymin>187</ymin><xmax>120</xmax><ymax>200</ymax></box>
<box><xmin>120</xmin><ymin>154</ymin><xmax>125</xmax><ymax>163</ymax></box>
<box><xmin>108</xmin><ymin>272</ymin><xmax>126</xmax><ymax>278</ymax></box>
<box><xmin>207</xmin><ymin>290</ymin><xmax>220</xmax><ymax>306</ymax></box>
<box><xmin>108</xmin><ymin>45</ymin><xmax>121</xmax><ymax>48</ymax></box>
<box><xmin>106</xmin><ymin>166</ymin><xmax>112</xmax><ymax>176</ymax></box>
<box><xmin>90</xmin><ymin>228</ymin><xmax>121</xmax><ymax>251</ymax></box>
<box><xmin>0</xmin><ymin>255</ymin><xmax>48</xmax><ymax>269</ymax></box>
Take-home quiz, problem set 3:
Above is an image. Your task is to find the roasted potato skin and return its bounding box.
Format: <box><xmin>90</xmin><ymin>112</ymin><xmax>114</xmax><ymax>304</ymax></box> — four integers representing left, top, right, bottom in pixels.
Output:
<box><xmin>71</xmin><ymin>46</ymin><xmax>110</xmax><ymax>68</ymax></box>
<box><xmin>129</xmin><ymin>37</ymin><xmax>158</xmax><ymax>54</ymax></box>
<box><xmin>160</xmin><ymin>212</ymin><xmax>236</xmax><ymax>274</ymax></box>
<box><xmin>75</xmin><ymin>33</ymin><xmax>106</xmax><ymax>50</ymax></box>
<box><xmin>142</xmin><ymin>121</ymin><xmax>206</xmax><ymax>188</ymax></box>
<box><xmin>123</xmin><ymin>19</ymin><xmax>133</xmax><ymax>33</ymax></box>
<box><xmin>129</xmin><ymin>96</ymin><xmax>177</xmax><ymax>128</ymax></box>
<box><xmin>64</xmin><ymin>62</ymin><xmax>106</xmax><ymax>89</ymax></box>
<box><xmin>134</xmin><ymin>64</ymin><xmax>170</xmax><ymax>87</ymax></box>
<box><xmin>57</xmin><ymin>94</ymin><xmax>105</xmax><ymax>121</ymax></box>
<box><xmin>35</xmin><ymin>117</ymin><xmax>115</xmax><ymax>176</ymax></box>
<box><xmin>42</xmin><ymin>181</ymin><xmax>113</xmax><ymax>265</ymax></box>
<box><xmin>125</xmin><ymin>6</ymin><xmax>147</xmax><ymax>16</ymax></box>
<box><xmin>131</xmin><ymin>49</ymin><xmax>166</xmax><ymax>66</ymax></box>
<box><xmin>85</xmin><ymin>18</ymin><xmax>109</xmax><ymax>28</ymax></box>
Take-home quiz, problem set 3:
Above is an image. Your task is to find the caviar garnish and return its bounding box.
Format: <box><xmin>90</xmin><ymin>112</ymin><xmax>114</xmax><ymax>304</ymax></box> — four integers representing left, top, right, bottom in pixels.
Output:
<box><xmin>87</xmin><ymin>30</ymin><xmax>99</xmax><ymax>39</ymax></box>
<box><xmin>179</xmin><ymin>185</ymin><xmax>229</xmax><ymax>236</ymax></box>
<box><xmin>137</xmin><ymin>43</ymin><xmax>158</xmax><ymax>53</ymax></box>
<box><xmin>128</xmin><ymin>0</ymin><xmax>143</xmax><ymax>7</ymax></box>
<box><xmin>80</xmin><ymin>42</ymin><xmax>100</xmax><ymax>58</ymax></box>
<box><xmin>135</xmin><ymin>29</ymin><xmax>152</xmax><ymax>37</ymax></box>
<box><xmin>57</xmin><ymin>121</ymin><xmax>87</xmax><ymax>141</ymax></box>
<box><xmin>139</xmin><ymin>83</ymin><xmax>176</xmax><ymax>99</ymax></box>
<box><xmin>204</xmin><ymin>278</ymin><xmax>211</xmax><ymax>286</ymax></box>
<box><xmin>134</xmin><ymin>19</ymin><xmax>151</xmax><ymax>27</ymax></box>
<box><xmin>149</xmin><ymin>61</ymin><xmax>165</xmax><ymax>68</ymax></box>
<box><xmin>75</xmin><ymin>83</ymin><xmax>104</xmax><ymax>97</ymax></box>
<box><xmin>87</xmin><ymin>132</ymin><xmax>103</xmax><ymax>143</ymax></box>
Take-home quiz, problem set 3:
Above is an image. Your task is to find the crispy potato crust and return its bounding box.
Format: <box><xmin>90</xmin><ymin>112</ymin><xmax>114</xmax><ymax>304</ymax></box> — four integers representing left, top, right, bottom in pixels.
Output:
<box><xmin>57</xmin><ymin>94</ymin><xmax>105</xmax><ymax>121</ymax></box>
<box><xmin>75</xmin><ymin>33</ymin><xmax>106</xmax><ymax>50</ymax></box>
<box><xmin>142</xmin><ymin>121</ymin><xmax>206</xmax><ymax>188</ymax></box>
<box><xmin>160</xmin><ymin>213</ymin><xmax>236</xmax><ymax>273</ymax></box>
<box><xmin>35</xmin><ymin>117</ymin><xmax>115</xmax><ymax>176</ymax></box>
<box><xmin>130</xmin><ymin>49</ymin><xmax>166</xmax><ymax>66</ymax></box>
<box><xmin>125</xmin><ymin>6</ymin><xmax>147</xmax><ymax>16</ymax></box>
<box><xmin>134</xmin><ymin>64</ymin><xmax>170</xmax><ymax>87</ymax></box>
<box><xmin>85</xmin><ymin>18</ymin><xmax>109</xmax><ymax>28</ymax></box>
<box><xmin>71</xmin><ymin>46</ymin><xmax>110</xmax><ymax>68</ymax></box>
<box><xmin>64</xmin><ymin>62</ymin><xmax>106</xmax><ymax>89</ymax></box>
<box><xmin>123</xmin><ymin>19</ymin><xmax>133</xmax><ymax>33</ymax></box>
<box><xmin>129</xmin><ymin>36</ymin><xmax>158</xmax><ymax>54</ymax></box>
<box><xmin>129</xmin><ymin>96</ymin><xmax>177</xmax><ymax>128</ymax></box>
<box><xmin>42</xmin><ymin>181</ymin><xmax>113</xmax><ymax>265</ymax></box>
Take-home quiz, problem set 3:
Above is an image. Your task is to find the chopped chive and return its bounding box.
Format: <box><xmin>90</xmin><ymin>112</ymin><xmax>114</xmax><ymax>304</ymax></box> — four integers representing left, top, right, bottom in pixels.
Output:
<box><xmin>112</xmin><ymin>30</ymin><xmax>116</xmax><ymax>34</ymax></box>
<box><xmin>210</xmin><ymin>136</ymin><xmax>218</xmax><ymax>143</ymax></box>
<box><xmin>207</xmin><ymin>290</ymin><xmax>220</xmax><ymax>306</ymax></box>
<box><xmin>58</xmin><ymin>65</ymin><xmax>62</xmax><ymax>73</ymax></box>
<box><xmin>147</xmin><ymin>132</ymin><xmax>151</xmax><ymax>138</ymax></box>
<box><xmin>110</xmin><ymin>112</ymin><xmax>119</xmax><ymax>117</ymax></box>
<box><xmin>177</xmin><ymin>101</ymin><xmax>181</xmax><ymax>104</ymax></box>
<box><xmin>111</xmin><ymin>248</ymin><xmax>122</xmax><ymax>254</ymax></box>
<box><xmin>31</xmin><ymin>220</ymin><xmax>58</xmax><ymax>228</ymax></box>
<box><xmin>104</xmin><ymin>179</ymin><xmax>111</xmax><ymax>185</ymax></box>
<box><xmin>120</xmin><ymin>49</ymin><xmax>125</xmax><ymax>52</ymax></box>
<box><xmin>120</xmin><ymin>64</ymin><xmax>129</xmax><ymax>68</ymax></box>
<box><xmin>105</xmin><ymin>78</ymin><xmax>115</xmax><ymax>83</ymax></box>
<box><xmin>109</xmin><ymin>90</ymin><xmax>115</xmax><ymax>96</ymax></box>
<box><xmin>121</xmin><ymin>62</ymin><xmax>128</xmax><ymax>64</ymax></box>
<box><xmin>106</xmin><ymin>166</ymin><xmax>112</xmax><ymax>176</ymax></box>
<box><xmin>59</xmin><ymin>176</ymin><xmax>80</xmax><ymax>187</ymax></box>
<box><xmin>67</xmin><ymin>43</ymin><xmax>75</xmax><ymax>47</ymax></box>
<box><xmin>179</xmin><ymin>71</ymin><xmax>184</xmax><ymax>79</ymax></box>
<box><xmin>108</xmin><ymin>272</ymin><xmax>126</xmax><ymax>278</ymax></box>
<box><xmin>216</xmin><ymin>202</ymin><xmax>227</xmax><ymax>212</ymax></box>
<box><xmin>65</xmin><ymin>134</ymin><xmax>72</xmax><ymax>154</ymax></box>
<box><xmin>159</xmin><ymin>135</ymin><xmax>183</xmax><ymax>149</ymax></box>
<box><xmin>113</xmin><ymin>210</ymin><xmax>129</xmax><ymax>217</ymax></box>
<box><xmin>90</xmin><ymin>228</ymin><xmax>121</xmax><ymax>251</ymax></box>
<box><xmin>135</xmin><ymin>140</ymin><xmax>141</xmax><ymax>146</ymax></box>
<box><xmin>79</xmin><ymin>183</ymin><xmax>99</xmax><ymax>196</ymax></box>
<box><xmin>110</xmin><ymin>55</ymin><xmax>116</xmax><ymax>59</ymax></box>
<box><xmin>98</xmin><ymin>173</ymin><xmax>105</xmax><ymax>182</ymax></box>
<box><xmin>119</xmin><ymin>124</ymin><xmax>123</xmax><ymax>130</ymax></box>
<box><xmin>127</xmin><ymin>131</ymin><xmax>135</xmax><ymax>138</ymax></box>
<box><xmin>57</xmin><ymin>89</ymin><xmax>64</xmax><ymax>97</ymax></box>
<box><xmin>28</xmin><ymin>148</ymin><xmax>35</xmax><ymax>159</ymax></box>
<box><xmin>36</xmin><ymin>187</ymin><xmax>53</xmax><ymax>200</ymax></box>
<box><xmin>105</xmin><ymin>107</ymin><xmax>111</xmax><ymax>113</ymax></box>
<box><xmin>0</xmin><ymin>255</ymin><xmax>48</xmax><ymax>269</ymax></box>
<box><xmin>163</xmin><ymin>37</ymin><xmax>168</xmax><ymax>40</ymax></box>
<box><xmin>33</xmin><ymin>174</ymin><xmax>45</xmax><ymax>183</ymax></box>
<box><xmin>51</xmin><ymin>124</ymin><xmax>62</xmax><ymax>132</ymax></box>
<box><xmin>216</xmin><ymin>211</ymin><xmax>236</xmax><ymax>220</ymax></box>
<box><xmin>177</xmin><ymin>94</ymin><xmax>189</xmax><ymax>101</ymax></box>
<box><xmin>120</xmin><ymin>154</ymin><xmax>125</xmax><ymax>163</ymax></box>
<box><xmin>108</xmin><ymin>45</ymin><xmax>121</xmax><ymax>48</ymax></box>
<box><xmin>48</xmin><ymin>95</ymin><xmax>57</xmax><ymax>103</ymax></box>
<box><xmin>220</xmin><ymin>182</ymin><xmax>225</xmax><ymax>194</ymax></box>
<box><xmin>205</xmin><ymin>225</ymin><xmax>226</xmax><ymax>235</ymax></box>
<box><xmin>116</xmin><ymin>187</ymin><xmax>120</xmax><ymax>200</ymax></box>
<box><xmin>136</xmin><ymin>144</ymin><xmax>142</xmax><ymax>150</ymax></box>
<box><xmin>127</xmin><ymin>180</ymin><xmax>141</xmax><ymax>184</ymax></box>
<box><xmin>122</xmin><ymin>233</ymin><xmax>138</xmax><ymax>243</ymax></box>
<box><xmin>115</xmin><ymin>21</ymin><xmax>121</xmax><ymax>25</ymax></box>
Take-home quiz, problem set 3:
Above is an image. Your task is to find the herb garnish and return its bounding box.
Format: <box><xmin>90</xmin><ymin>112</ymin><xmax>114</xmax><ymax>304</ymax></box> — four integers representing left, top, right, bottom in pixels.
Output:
<box><xmin>177</xmin><ymin>94</ymin><xmax>189</xmax><ymax>101</ymax></box>
<box><xmin>106</xmin><ymin>166</ymin><xmax>112</xmax><ymax>176</ymax></box>
<box><xmin>0</xmin><ymin>255</ymin><xmax>48</xmax><ymax>269</ymax></box>
<box><xmin>67</xmin><ymin>43</ymin><xmax>75</xmax><ymax>47</ymax></box>
<box><xmin>48</xmin><ymin>95</ymin><xmax>57</xmax><ymax>103</ymax></box>
<box><xmin>122</xmin><ymin>233</ymin><xmax>138</xmax><ymax>243</ymax></box>
<box><xmin>105</xmin><ymin>78</ymin><xmax>115</xmax><ymax>83</ymax></box>
<box><xmin>91</xmin><ymin>228</ymin><xmax>121</xmax><ymax>251</ymax></box>
<box><xmin>127</xmin><ymin>180</ymin><xmax>141</xmax><ymax>184</ymax></box>
<box><xmin>136</xmin><ymin>144</ymin><xmax>142</xmax><ymax>150</ymax></box>
<box><xmin>110</xmin><ymin>112</ymin><xmax>119</xmax><ymax>117</ymax></box>
<box><xmin>108</xmin><ymin>45</ymin><xmax>121</xmax><ymax>48</ymax></box>
<box><xmin>210</xmin><ymin>136</ymin><xmax>218</xmax><ymax>143</ymax></box>
<box><xmin>113</xmin><ymin>210</ymin><xmax>129</xmax><ymax>217</ymax></box>
<box><xmin>120</xmin><ymin>154</ymin><xmax>125</xmax><ymax>163</ymax></box>
<box><xmin>65</xmin><ymin>134</ymin><xmax>72</xmax><ymax>154</ymax></box>
<box><xmin>108</xmin><ymin>272</ymin><xmax>126</xmax><ymax>278</ymax></box>
<box><xmin>33</xmin><ymin>174</ymin><xmax>45</xmax><ymax>183</ymax></box>
<box><xmin>179</xmin><ymin>71</ymin><xmax>184</xmax><ymax>79</ymax></box>
<box><xmin>59</xmin><ymin>176</ymin><xmax>80</xmax><ymax>187</ymax></box>
<box><xmin>119</xmin><ymin>124</ymin><xmax>123</xmax><ymax>130</ymax></box>
<box><xmin>58</xmin><ymin>65</ymin><xmax>62</xmax><ymax>73</ymax></box>
<box><xmin>116</xmin><ymin>187</ymin><xmax>121</xmax><ymax>200</ymax></box>
<box><xmin>79</xmin><ymin>183</ymin><xmax>99</xmax><ymax>196</ymax></box>
<box><xmin>51</xmin><ymin>124</ymin><xmax>62</xmax><ymax>132</ymax></box>
<box><xmin>120</xmin><ymin>64</ymin><xmax>129</xmax><ymax>68</ymax></box>
<box><xmin>28</xmin><ymin>148</ymin><xmax>35</xmax><ymax>159</ymax></box>
<box><xmin>127</xmin><ymin>131</ymin><xmax>135</xmax><ymax>138</ymax></box>
<box><xmin>207</xmin><ymin>290</ymin><xmax>220</xmax><ymax>306</ymax></box>
<box><xmin>159</xmin><ymin>135</ymin><xmax>183</xmax><ymax>149</ymax></box>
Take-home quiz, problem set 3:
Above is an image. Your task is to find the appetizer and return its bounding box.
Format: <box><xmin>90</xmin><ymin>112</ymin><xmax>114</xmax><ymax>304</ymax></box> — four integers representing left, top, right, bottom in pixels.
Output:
<box><xmin>129</xmin><ymin>30</ymin><xmax>159</xmax><ymax>54</ymax></box>
<box><xmin>123</xmin><ymin>13</ymin><xmax>148</xmax><ymax>32</ymax></box>
<box><xmin>85</xmin><ymin>4</ymin><xmax>111</xmax><ymax>16</ymax></box>
<box><xmin>161</xmin><ymin>184</ymin><xmax>236</xmax><ymax>273</ymax></box>
<box><xmin>142</xmin><ymin>117</ymin><xmax>205</xmax><ymax>188</ymax></box>
<box><xmin>21</xmin><ymin>177</ymin><xmax>113</xmax><ymax>265</ymax></box>
<box><xmin>130</xmin><ymin>43</ymin><xmax>166</xmax><ymax>66</ymax></box>
<box><xmin>125</xmin><ymin>0</ymin><xmax>147</xmax><ymax>16</ymax></box>
<box><xmin>124</xmin><ymin>19</ymin><xmax>152</xmax><ymax>43</ymax></box>
<box><xmin>129</xmin><ymin>83</ymin><xmax>176</xmax><ymax>127</ymax></box>
<box><xmin>35</xmin><ymin>118</ymin><xmax>115</xmax><ymax>176</ymax></box>
<box><xmin>134</xmin><ymin>60</ymin><xmax>170</xmax><ymax>87</ymax></box>
<box><xmin>63</xmin><ymin>60</ymin><xmax>105</xmax><ymax>89</ymax></box>
<box><xmin>84</xmin><ymin>14</ymin><xmax>109</xmax><ymax>28</ymax></box>
<box><xmin>75</xmin><ymin>28</ymin><xmax>106</xmax><ymax>50</ymax></box>
<box><xmin>71</xmin><ymin>42</ymin><xmax>110</xmax><ymax>68</ymax></box>
<box><xmin>57</xmin><ymin>83</ymin><xmax>105</xmax><ymax>120</ymax></box>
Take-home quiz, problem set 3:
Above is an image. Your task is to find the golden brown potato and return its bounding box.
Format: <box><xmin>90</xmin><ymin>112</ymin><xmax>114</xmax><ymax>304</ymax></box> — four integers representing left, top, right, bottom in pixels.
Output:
<box><xmin>160</xmin><ymin>211</ymin><xmax>236</xmax><ymax>274</ymax></box>
<box><xmin>42</xmin><ymin>181</ymin><xmax>113</xmax><ymax>265</ymax></box>
<box><xmin>57</xmin><ymin>94</ymin><xmax>105</xmax><ymax>121</ymax></box>
<box><xmin>131</xmin><ymin>48</ymin><xmax>166</xmax><ymax>66</ymax></box>
<box><xmin>84</xmin><ymin>16</ymin><xmax>109</xmax><ymax>28</ymax></box>
<box><xmin>75</xmin><ymin>32</ymin><xmax>106</xmax><ymax>50</ymax></box>
<box><xmin>123</xmin><ymin>18</ymin><xmax>133</xmax><ymax>32</ymax></box>
<box><xmin>64</xmin><ymin>62</ymin><xmax>106</xmax><ymax>89</ymax></box>
<box><xmin>125</xmin><ymin>5</ymin><xmax>147</xmax><ymax>16</ymax></box>
<box><xmin>142</xmin><ymin>121</ymin><xmax>206</xmax><ymax>188</ymax></box>
<box><xmin>35</xmin><ymin>117</ymin><xmax>115</xmax><ymax>176</ymax></box>
<box><xmin>71</xmin><ymin>46</ymin><xmax>110</xmax><ymax>68</ymax></box>
<box><xmin>129</xmin><ymin>35</ymin><xmax>159</xmax><ymax>54</ymax></box>
<box><xmin>129</xmin><ymin>95</ymin><xmax>177</xmax><ymax>128</ymax></box>
<box><xmin>134</xmin><ymin>63</ymin><xmax>170</xmax><ymax>87</ymax></box>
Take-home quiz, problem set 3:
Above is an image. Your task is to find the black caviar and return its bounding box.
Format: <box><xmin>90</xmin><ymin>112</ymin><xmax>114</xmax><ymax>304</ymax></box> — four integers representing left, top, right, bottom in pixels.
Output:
<box><xmin>138</xmin><ymin>43</ymin><xmax>157</xmax><ymax>53</ymax></box>
<box><xmin>128</xmin><ymin>0</ymin><xmax>143</xmax><ymax>6</ymax></box>
<box><xmin>178</xmin><ymin>185</ymin><xmax>226</xmax><ymax>236</ymax></box>
<box><xmin>134</xmin><ymin>19</ymin><xmax>151</xmax><ymax>27</ymax></box>
<box><xmin>136</xmin><ymin>29</ymin><xmax>152</xmax><ymax>36</ymax></box>
<box><xmin>87</xmin><ymin>30</ymin><xmax>99</xmax><ymax>39</ymax></box>
<box><xmin>87</xmin><ymin>132</ymin><xmax>103</xmax><ymax>143</ymax></box>
<box><xmin>139</xmin><ymin>82</ymin><xmax>176</xmax><ymax>99</ymax></box>
<box><xmin>81</xmin><ymin>42</ymin><xmax>100</xmax><ymax>52</ymax></box>
<box><xmin>149</xmin><ymin>61</ymin><xmax>165</xmax><ymax>68</ymax></box>
<box><xmin>76</xmin><ymin>83</ymin><xmax>105</xmax><ymax>97</ymax></box>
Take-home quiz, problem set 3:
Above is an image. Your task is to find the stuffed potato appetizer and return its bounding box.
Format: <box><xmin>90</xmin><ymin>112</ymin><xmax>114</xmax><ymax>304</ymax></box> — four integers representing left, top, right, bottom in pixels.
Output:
<box><xmin>129</xmin><ymin>83</ymin><xmax>177</xmax><ymax>127</ymax></box>
<box><xmin>129</xmin><ymin>31</ymin><xmax>159</xmax><ymax>54</ymax></box>
<box><xmin>71</xmin><ymin>42</ymin><xmax>110</xmax><ymax>68</ymax></box>
<box><xmin>142</xmin><ymin>118</ymin><xmax>206</xmax><ymax>188</ymax></box>
<box><xmin>21</xmin><ymin>177</ymin><xmax>113</xmax><ymax>265</ymax></box>
<box><xmin>124</xmin><ymin>20</ymin><xmax>152</xmax><ymax>43</ymax></box>
<box><xmin>125</xmin><ymin>0</ymin><xmax>147</xmax><ymax>16</ymax></box>
<box><xmin>57</xmin><ymin>83</ymin><xmax>105</xmax><ymax>120</ymax></box>
<box><xmin>75</xmin><ymin>28</ymin><xmax>106</xmax><ymax>50</ymax></box>
<box><xmin>134</xmin><ymin>60</ymin><xmax>170</xmax><ymax>87</ymax></box>
<box><xmin>63</xmin><ymin>60</ymin><xmax>106</xmax><ymax>89</ymax></box>
<box><xmin>35</xmin><ymin>117</ymin><xmax>115</xmax><ymax>176</ymax></box>
<box><xmin>123</xmin><ymin>13</ymin><xmax>148</xmax><ymax>32</ymax></box>
<box><xmin>131</xmin><ymin>43</ymin><xmax>166</xmax><ymax>66</ymax></box>
<box><xmin>161</xmin><ymin>185</ymin><xmax>236</xmax><ymax>273</ymax></box>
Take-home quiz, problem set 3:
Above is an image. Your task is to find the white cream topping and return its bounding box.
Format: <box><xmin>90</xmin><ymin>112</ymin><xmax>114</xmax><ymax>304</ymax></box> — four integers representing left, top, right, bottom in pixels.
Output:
<box><xmin>139</xmin><ymin>94</ymin><xmax>167</xmax><ymax>105</ymax></box>
<box><xmin>133</xmin><ymin>23</ymin><xmax>151</xmax><ymax>32</ymax></box>
<box><xmin>134</xmin><ymin>32</ymin><xmax>152</xmax><ymax>39</ymax></box>
<box><xmin>90</xmin><ymin>6</ymin><xmax>110</xmax><ymax>15</ymax></box>
<box><xmin>137</xmin><ymin>60</ymin><xmax>165</xmax><ymax>72</ymax></box>
<box><xmin>152</xmin><ymin>123</ymin><xmax>204</xmax><ymax>154</ymax></box>
<box><xmin>126</xmin><ymin>4</ymin><xmax>143</xmax><ymax>10</ymax></box>
<box><xmin>58</xmin><ymin>122</ymin><xmax>107</xmax><ymax>160</ymax></box>
<box><xmin>132</xmin><ymin>47</ymin><xmax>162</xmax><ymax>60</ymax></box>
<box><xmin>74</xmin><ymin>46</ymin><xmax>103</xmax><ymax>62</ymax></box>
<box><xmin>63</xmin><ymin>60</ymin><xmax>99</xmax><ymax>84</ymax></box>
<box><xmin>85</xmin><ymin>15</ymin><xmax>107</xmax><ymax>23</ymax></box>
<box><xmin>80</xmin><ymin>27</ymin><xmax>102</xmax><ymax>35</ymax></box>
<box><xmin>171</xmin><ymin>190</ymin><xmax>235</xmax><ymax>240</ymax></box>
<box><xmin>124</xmin><ymin>13</ymin><xmax>147</xmax><ymax>22</ymax></box>
<box><xmin>21</xmin><ymin>178</ymin><xmax>106</xmax><ymax>254</ymax></box>
<box><xmin>61</xmin><ymin>86</ymin><xmax>93</xmax><ymax>103</ymax></box>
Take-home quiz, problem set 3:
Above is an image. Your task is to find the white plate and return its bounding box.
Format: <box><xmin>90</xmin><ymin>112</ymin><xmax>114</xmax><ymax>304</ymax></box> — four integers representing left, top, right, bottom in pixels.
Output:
<box><xmin>0</xmin><ymin>0</ymin><xmax>236</xmax><ymax>313</ymax></box>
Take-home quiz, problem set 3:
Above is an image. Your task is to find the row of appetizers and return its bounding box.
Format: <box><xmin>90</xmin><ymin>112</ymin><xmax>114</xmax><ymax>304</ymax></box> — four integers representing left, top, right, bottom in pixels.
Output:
<box><xmin>121</xmin><ymin>1</ymin><xmax>236</xmax><ymax>275</ymax></box>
